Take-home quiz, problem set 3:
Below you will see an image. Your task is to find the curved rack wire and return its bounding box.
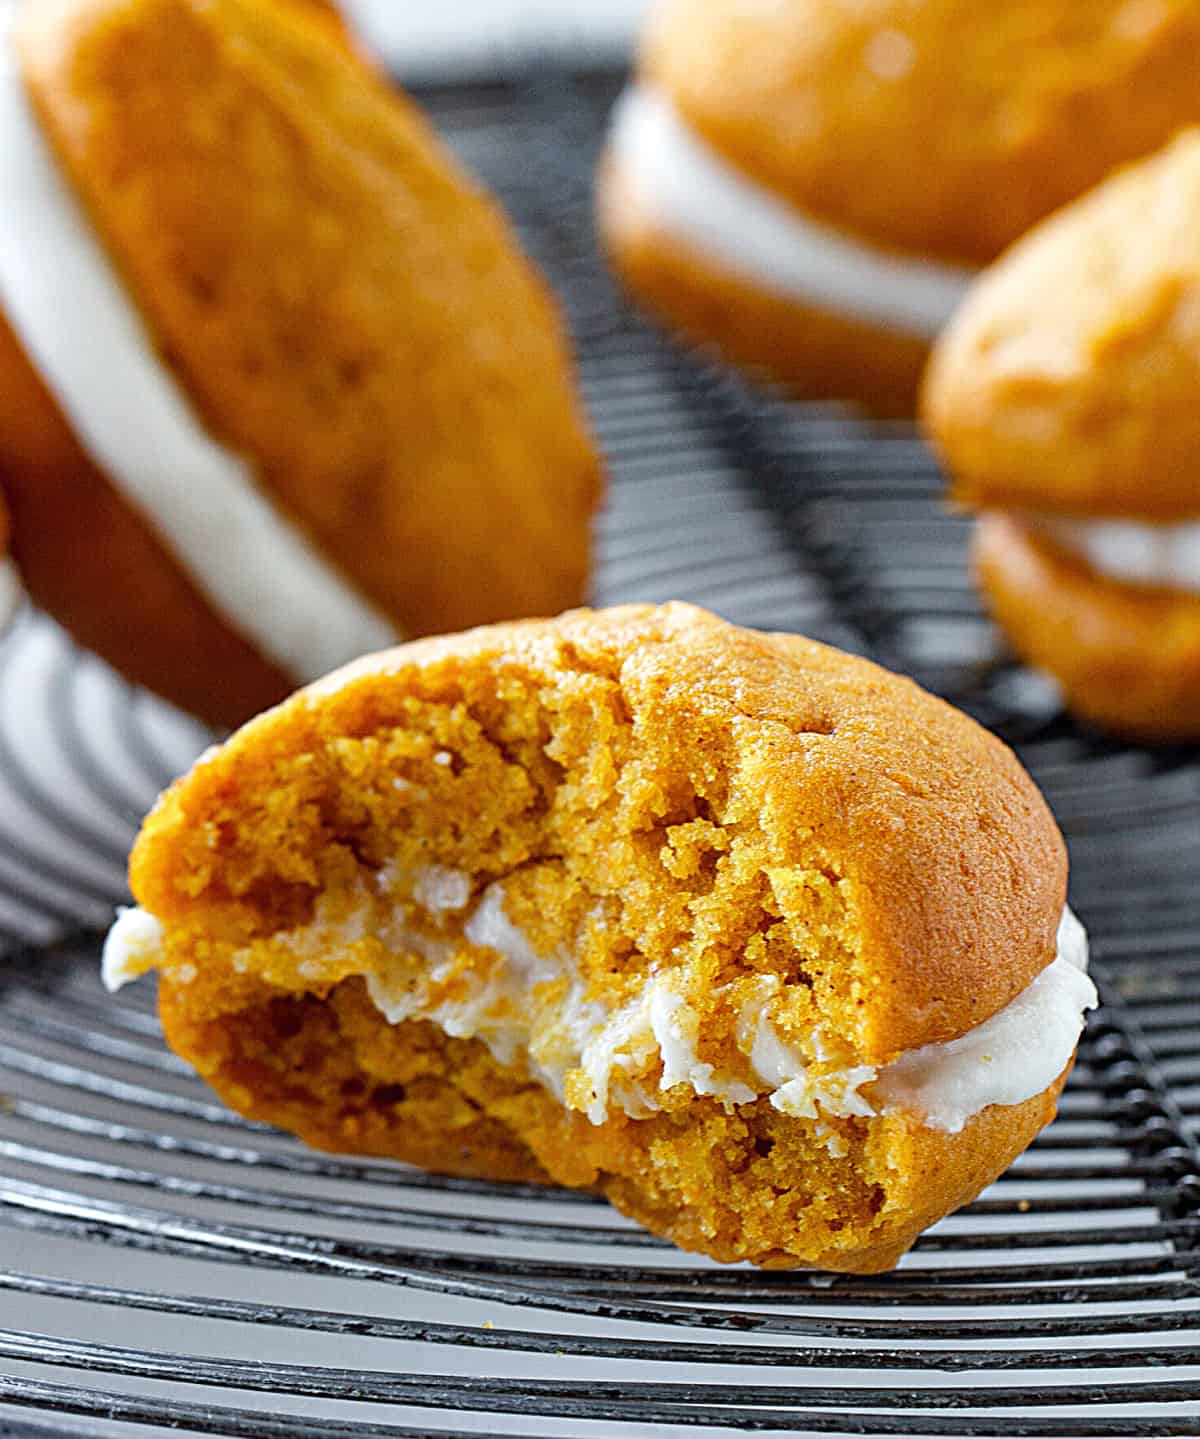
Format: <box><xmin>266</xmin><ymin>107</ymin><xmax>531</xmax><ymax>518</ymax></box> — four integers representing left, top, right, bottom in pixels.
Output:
<box><xmin>0</xmin><ymin>69</ymin><xmax>1198</xmax><ymax>1438</ymax></box>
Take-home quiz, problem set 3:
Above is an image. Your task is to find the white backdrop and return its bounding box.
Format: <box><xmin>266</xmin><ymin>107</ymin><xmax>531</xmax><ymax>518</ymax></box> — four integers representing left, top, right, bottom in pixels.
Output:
<box><xmin>340</xmin><ymin>0</ymin><xmax>650</xmax><ymax>75</ymax></box>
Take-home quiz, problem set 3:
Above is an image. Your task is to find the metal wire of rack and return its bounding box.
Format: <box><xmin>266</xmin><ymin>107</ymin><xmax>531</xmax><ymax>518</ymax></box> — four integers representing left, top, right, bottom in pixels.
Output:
<box><xmin>0</xmin><ymin>68</ymin><xmax>1199</xmax><ymax>1438</ymax></box>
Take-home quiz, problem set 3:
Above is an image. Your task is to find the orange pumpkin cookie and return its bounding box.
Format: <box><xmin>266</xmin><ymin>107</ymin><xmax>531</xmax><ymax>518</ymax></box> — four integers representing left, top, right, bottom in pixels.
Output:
<box><xmin>105</xmin><ymin>603</ymin><xmax>1095</xmax><ymax>1271</ymax></box>
<box><xmin>0</xmin><ymin>0</ymin><xmax>601</xmax><ymax>728</ymax></box>
<box><xmin>600</xmin><ymin>0</ymin><xmax>1200</xmax><ymax>415</ymax></box>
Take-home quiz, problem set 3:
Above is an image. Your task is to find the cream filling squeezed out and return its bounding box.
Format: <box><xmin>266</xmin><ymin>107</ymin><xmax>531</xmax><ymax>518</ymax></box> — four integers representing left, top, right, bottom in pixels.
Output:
<box><xmin>608</xmin><ymin>86</ymin><xmax>974</xmax><ymax>339</ymax></box>
<box><xmin>104</xmin><ymin>867</ymin><xmax>1094</xmax><ymax>1136</ymax></box>
<box><xmin>1024</xmin><ymin>513</ymin><xmax>1200</xmax><ymax>595</ymax></box>
<box><xmin>0</xmin><ymin>19</ymin><xmax>399</xmax><ymax>684</ymax></box>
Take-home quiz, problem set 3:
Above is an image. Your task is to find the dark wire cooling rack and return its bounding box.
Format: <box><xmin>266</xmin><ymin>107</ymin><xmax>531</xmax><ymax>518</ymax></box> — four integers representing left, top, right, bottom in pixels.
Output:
<box><xmin>0</xmin><ymin>68</ymin><xmax>1199</xmax><ymax>1439</ymax></box>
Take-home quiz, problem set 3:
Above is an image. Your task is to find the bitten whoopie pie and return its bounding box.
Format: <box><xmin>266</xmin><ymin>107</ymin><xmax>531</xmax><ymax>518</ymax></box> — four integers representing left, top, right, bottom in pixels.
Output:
<box><xmin>0</xmin><ymin>0</ymin><xmax>601</xmax><ymax>728</ymax></box>
<box><xmin>925</xmin><ymin>130</ymin><xmax>1200</xmax><ymax>741</ymax></box>
<box><xmin>599</xmin><ymin>0</ymin><xmax>1200</xmax><ymax>416</ymax></box>
<box><xmin>105</xmin><ymin>603</ymin><xmax>1094</xmax><ymax>1271</ymax></box>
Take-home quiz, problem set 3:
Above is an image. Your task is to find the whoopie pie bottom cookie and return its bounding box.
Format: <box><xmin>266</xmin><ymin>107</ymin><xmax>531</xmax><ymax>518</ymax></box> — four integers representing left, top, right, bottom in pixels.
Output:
<box><xmin>975</xmin><ymin>515</ymin><xmax>1200</xmax><ymax>743</ymax></box>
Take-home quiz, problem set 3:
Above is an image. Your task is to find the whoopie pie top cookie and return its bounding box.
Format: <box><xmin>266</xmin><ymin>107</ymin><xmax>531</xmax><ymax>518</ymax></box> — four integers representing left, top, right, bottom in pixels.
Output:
<box><xmin>926</xmin><ymin>128</ymin><xmax>1200</xmax><ymax>524</ymax></box>
<box><xmin>0</xmin><ymin>0</ymin><xmax>602</xmax><ymax>727</ymax></box>
<box><xmin>105</xmin><ymin>603</ymin><xmax>1095</xmax><ymax>1270</ymax></box>
<box><xmin>639</xmin><ymin>0</ymin><xmax>1200</xmax><ymax>267</ymax></box>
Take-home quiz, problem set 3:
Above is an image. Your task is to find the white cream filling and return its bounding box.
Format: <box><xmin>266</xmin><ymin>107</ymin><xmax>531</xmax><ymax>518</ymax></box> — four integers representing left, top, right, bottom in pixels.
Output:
<box><xmin>102</xmin><ymin>905</ymin><xmax>167</xmax><ymax>992</ymax></box>
<box><xmin>1024</xmin><ymin>513</ymin><xmax>1200</xmax><ymax>595</ymax></box>
<box><xmin>0</xmin><ymin>20</ymin><xmax>399</xmax><ymax>685</ymax></box>
<box><xmin>608</xmin><ymin>86</ymin><xmax>974</xmax><ymax>339</ymax></box>
<box><xmin>873</xmin><ymin>906</ymin><xmax>1093</xmax><ymax>1131</ymax></box>
<box><xmin>103</xmin><ymin>868</ymin><xmax>1095</xmax><ymax>1137</ymax></box>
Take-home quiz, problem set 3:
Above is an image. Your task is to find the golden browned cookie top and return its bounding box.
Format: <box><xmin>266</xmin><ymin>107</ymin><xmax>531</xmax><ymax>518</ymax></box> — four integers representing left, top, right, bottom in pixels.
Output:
<box><xmin>15</xmin><ymin>0</ymin><xmax>601</xmax><ymax>634</ymax></box>
<box><xmin>641</xmin><ymin>0</ymin><xmax>1200</xmax><ymax>264</ymax></box>
<box><xmin>131</xmin><ymin>603</ymin><xmax>1067</xmax><ymax>1064</ymax></box>
<box><xmin>924</xmin><ymin>129</ymin><xmax>1200</xmax><ymax>520</ymax></box>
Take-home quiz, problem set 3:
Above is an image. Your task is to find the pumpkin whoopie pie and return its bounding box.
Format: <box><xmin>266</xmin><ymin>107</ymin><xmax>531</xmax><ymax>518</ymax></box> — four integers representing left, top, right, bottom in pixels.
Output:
<box><xmin>599</xmin><ymin>0</ymin><xmax>1200</xmax><ymax>415</ymax></box>
<box><xmin>104</xmin><ymin>603</ymin><xmax>1095</xmax><ymax>1271</ymax></box>
<box><xmin>925</xmin><ymin>130</ymin><xmax>1200</xmax><ymax>742</ymax></box>
<box><xmin>0</xmin><ymin>0</ymin><xmax>601</xmax><ymax>728</ymax></box>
